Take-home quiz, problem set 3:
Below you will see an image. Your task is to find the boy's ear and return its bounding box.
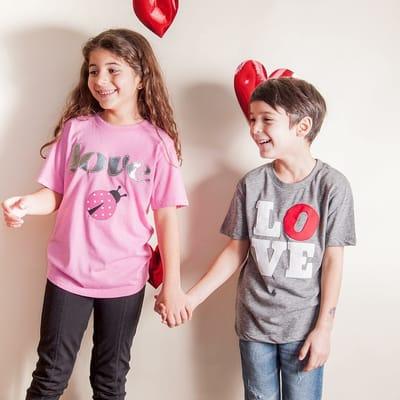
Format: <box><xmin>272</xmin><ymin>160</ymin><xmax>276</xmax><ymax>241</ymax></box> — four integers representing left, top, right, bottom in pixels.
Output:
<box><xmin>296</xmin><ymin>116</ymin><xmax>313</xmax><ymax>138</ymax></box>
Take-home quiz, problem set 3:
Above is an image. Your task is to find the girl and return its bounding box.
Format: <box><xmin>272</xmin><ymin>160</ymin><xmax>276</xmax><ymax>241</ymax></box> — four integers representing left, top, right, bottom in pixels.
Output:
<box><xmin>2</xmin><ymin>29</ymin><xmax>190</xmax><ymax>399</ymax></box>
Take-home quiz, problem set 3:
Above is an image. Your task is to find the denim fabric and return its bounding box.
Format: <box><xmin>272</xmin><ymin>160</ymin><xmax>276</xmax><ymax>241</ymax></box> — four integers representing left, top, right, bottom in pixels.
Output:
<box><xmin>239</xmin><ymin>340</ymin><xmax>323</xmax><ymax>400</ymax></box>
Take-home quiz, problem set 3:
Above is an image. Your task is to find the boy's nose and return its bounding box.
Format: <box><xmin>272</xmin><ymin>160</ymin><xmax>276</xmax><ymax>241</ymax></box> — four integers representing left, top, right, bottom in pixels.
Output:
<box><xmin>251</xmin><ymin>122</ymin><xmax>263</xmax><ymax>136</ymax></box>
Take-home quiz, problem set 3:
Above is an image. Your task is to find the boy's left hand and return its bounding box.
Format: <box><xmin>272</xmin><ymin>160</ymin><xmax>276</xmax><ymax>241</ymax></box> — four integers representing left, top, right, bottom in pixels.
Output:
<box><xmin>298</xmin><ymin>327</ymin><xmax>331</xmax><ymax>371</ymax></box>
<box><xmin>154</xmin><ymin>286</ymin><xmax>192</xmax><ymax>328</ymax></box>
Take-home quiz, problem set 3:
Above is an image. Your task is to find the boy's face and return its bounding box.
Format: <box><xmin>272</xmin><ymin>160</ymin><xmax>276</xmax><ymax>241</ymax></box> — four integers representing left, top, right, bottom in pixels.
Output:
<box><xmin>249</xmin><ymin>101</ymin><xmax>300</xmax><ymax>159</ymax></box>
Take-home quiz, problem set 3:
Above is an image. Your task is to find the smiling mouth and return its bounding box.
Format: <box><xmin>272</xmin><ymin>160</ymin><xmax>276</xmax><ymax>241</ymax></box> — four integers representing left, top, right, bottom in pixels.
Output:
<box><xmin>258</xmin><ymin>139</ymin><xmax>272</xmax><ymax>145</ymax></box>
<box><xmin>96</xmin><ymin>89</ymin><xmax>117</xmax><ymax>96</ymax></box>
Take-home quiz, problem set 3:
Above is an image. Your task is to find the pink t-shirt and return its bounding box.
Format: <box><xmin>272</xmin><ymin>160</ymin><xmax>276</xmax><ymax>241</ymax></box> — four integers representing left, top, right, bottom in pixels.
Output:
<box><xmin>38</xmin><ymin>114</ymin><xmax>188</xmax><ymax>298</ymax></box>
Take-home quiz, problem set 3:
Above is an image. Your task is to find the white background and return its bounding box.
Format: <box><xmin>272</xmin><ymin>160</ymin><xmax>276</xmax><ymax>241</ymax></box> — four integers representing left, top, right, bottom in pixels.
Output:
<box><xmin>0</xmin><ymin>1</ymin><xmax>399</xmax><ymax>399</ymax></box>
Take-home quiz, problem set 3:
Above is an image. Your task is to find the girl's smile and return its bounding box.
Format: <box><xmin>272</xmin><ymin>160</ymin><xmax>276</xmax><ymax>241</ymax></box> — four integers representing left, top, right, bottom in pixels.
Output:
<box><xmin>95</xmin><ymin>89</ymin><xmax>117</xmax><ymax>96</ymax></box>
<box><xmin>87</xmin><ymin>48</ymin><xmax>142</xmax><ymax>122</ymax></box>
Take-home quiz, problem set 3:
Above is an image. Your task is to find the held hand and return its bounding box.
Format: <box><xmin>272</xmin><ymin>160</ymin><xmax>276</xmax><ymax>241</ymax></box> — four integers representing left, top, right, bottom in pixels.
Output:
<box><xmin>1</xmin><ymin>196</ymin><xmax>30</xmax><ymax>228</ymax></box>
<box><xmin>153</xmin><ymin>295</ymin><xmax>167</xmax><ymax>321</ymax></box>
<box><xmin>298</xmin><ymin>327</ymin><xmax>331</xmax><ymax>372</ymax></box>
<box><xmin>154</xmin><ymin>286</ymin><xmax>193</xmax><ymax>328</ymax></box>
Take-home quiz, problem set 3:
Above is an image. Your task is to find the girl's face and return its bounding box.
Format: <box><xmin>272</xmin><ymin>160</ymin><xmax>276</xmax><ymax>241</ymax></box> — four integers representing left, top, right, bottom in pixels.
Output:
<box><xmin>87</xmin><ymin>48</ymin><xmax>142</xmax><ymax>115</ymax></box>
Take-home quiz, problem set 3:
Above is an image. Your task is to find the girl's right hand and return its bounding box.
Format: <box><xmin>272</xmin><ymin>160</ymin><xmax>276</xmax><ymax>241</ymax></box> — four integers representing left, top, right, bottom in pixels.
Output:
<box><xmin>1</xmin><ymin>196</ymin><xmax>29</xmax><ymax>228</ymax></box>
<box><xmin>154</xmin><ymin>286</ymin><xmax>193</xmax><ymax>328</ymax></box>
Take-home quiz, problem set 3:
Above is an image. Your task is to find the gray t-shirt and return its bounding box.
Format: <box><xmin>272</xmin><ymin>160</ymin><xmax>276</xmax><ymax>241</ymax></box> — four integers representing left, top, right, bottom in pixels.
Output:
<box><xmin>221</xmin><ymin>159</ymin><xmax>356</xmax><ymax>344</ymax></box>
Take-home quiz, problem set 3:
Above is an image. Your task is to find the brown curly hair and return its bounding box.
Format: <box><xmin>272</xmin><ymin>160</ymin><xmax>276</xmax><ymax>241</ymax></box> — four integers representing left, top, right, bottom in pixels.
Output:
<box><xmin>40</xmin><ymin>29</ymin><xmax>182</xmax><ymax>162</ymax></box>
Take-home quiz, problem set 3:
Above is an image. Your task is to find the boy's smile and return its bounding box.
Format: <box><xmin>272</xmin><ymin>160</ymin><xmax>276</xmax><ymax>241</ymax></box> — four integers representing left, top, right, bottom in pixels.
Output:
<box><xmin>258</xmin><ymin>138</ymin><xmax>272</xmax><ymax>145</ymax></box>
<box><xmin>249</xmin><ymin>100</ymin><xmax>297</xmax><ymax>159</ymax></box>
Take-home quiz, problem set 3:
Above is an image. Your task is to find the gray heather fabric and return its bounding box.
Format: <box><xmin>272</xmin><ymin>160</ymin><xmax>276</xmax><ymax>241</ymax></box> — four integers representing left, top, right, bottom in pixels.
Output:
<box><xmin>221</xmin><ymin>159</ymin><xmax>356</xmax><ymax>344</ymax></box>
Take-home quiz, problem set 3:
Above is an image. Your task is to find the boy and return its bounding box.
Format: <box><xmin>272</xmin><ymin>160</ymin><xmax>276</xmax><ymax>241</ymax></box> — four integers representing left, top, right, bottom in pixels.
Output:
<box><xmin>158</xmin><ymin>77</ymin><xmax>356</xmax><ymax>400</ymax></box>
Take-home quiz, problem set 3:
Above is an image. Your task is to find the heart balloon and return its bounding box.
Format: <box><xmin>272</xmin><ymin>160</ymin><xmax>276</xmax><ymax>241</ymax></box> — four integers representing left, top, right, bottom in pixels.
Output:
<box><xmin>132</xmin><ymin>0</ymin><xmax>179</xmax><ymax>38</ymax></box>
<box><xmin>234</xmin><ymin>60</ymin><xmax>293</xmax><ymax>120</ymax></box>
<box><xmin>148</xmin><ymin>245</ymin><xmax>163</xmax><ymax>288</ymax></box>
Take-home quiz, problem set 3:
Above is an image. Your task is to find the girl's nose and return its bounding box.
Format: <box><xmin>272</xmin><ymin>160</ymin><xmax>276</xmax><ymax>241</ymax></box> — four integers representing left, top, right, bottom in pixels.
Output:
<box><xmin>95</xmin><ymin>72</ymin><xmax>109</xmax><ymax>85</ymax></box>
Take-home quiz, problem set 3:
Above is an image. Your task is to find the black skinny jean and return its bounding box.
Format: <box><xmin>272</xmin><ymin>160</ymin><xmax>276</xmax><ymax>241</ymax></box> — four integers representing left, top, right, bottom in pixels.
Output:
<box><xmin>26</xmin><ymin>280</ymin><xmax>145</xmax><ymax>400</ymax></box>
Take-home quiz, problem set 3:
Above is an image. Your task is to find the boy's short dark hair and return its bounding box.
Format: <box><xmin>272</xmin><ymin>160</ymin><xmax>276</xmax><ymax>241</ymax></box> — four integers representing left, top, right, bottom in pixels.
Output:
<box><xmin>250</xmin><ymin>77</ymin><xmax>327</xmax><ymax>143</ymax></box>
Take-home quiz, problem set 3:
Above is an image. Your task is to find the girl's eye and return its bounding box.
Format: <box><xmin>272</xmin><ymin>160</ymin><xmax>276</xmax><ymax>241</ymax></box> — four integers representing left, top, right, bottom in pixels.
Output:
<box><xmin>109</xmin><ymin>68</ymin><xmax>120</xmax><ymax>74</ymax></box>
<box><xmin>263</xmin><ymin>118</ymin><xmax>272</xmax><ymax>123</ymax></box>
<box><xmin>89</xmin><ymin>70</ymin><xmax>97</xmax><ymax>76</ymax></box>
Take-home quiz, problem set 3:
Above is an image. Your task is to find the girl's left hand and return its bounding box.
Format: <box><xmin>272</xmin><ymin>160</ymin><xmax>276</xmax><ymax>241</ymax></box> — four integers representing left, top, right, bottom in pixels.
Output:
<box><xmin>298</xmin><ymin>327</ymin><xmax>331</xmax><ymax>371</ymax></box>
<box><xmin>154</xmin><ymin>286</ymin><xmax>193</xmax><ymax>328</ymax></box>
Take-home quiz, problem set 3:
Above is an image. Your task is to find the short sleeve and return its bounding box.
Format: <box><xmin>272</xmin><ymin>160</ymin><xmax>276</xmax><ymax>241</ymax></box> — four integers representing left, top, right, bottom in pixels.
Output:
<box><xmin>325</xmin><ymin>178</ymin><xmax>356</xmax><ymax>247</ymax></box>
<box><xmin>150</xmin><ymin>137</ymin><xmax>188</xmax><ymax>210</ymax></box>
<box><xmin>37</xmin><ymin>120</ymin><xmax>71</xmax><ymax>195</ymax></box>
<box><xmin>220</xmin><ymin>179</ymin><xmax>249</xmax><ymax>239</ymax></box>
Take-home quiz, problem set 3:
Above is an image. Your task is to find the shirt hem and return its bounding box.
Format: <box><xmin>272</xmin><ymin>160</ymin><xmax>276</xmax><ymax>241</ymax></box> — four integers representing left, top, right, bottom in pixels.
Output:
<box><xmin>37</xmin><ymin>178</ymin><xmax>64</xmax><ymax>195</ymax></box>
<box><xmin>326</xmin><ymin>240</ymin><xmax>356</xmax><ymax>247</ymax></box>
<box><xmin>237</xmin><ymin>332</ymin><xmax>308</xmax><ymax>344</ymax></box>
<box><xmin>151</xmin><ymin>201</ymin><xmax>189</xmax><ymax>210</ymax></box>
<box><xmin>47</xmin><ymin>275</ymin><xmax>146</xmax><ymax>299</ymax></box>
<box><xmin>220</xmin><ymin>229</ymin><xmax>249</xmax><ymax>240</ymax></box>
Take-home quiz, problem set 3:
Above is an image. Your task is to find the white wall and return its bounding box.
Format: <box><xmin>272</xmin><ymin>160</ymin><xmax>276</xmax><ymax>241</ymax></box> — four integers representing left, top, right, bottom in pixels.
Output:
<box><xmin>1</xmin><ymin>1</ymin><xmax>399</xmax><ymax>399</ymax></box>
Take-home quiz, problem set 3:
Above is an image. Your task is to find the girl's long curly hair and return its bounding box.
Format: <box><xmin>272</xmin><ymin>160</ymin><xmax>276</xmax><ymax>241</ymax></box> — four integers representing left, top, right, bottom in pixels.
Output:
<box><xmin>40</xmin><ymin>29</ymin><xmax>182</xmax><ymax>162</ymax></box>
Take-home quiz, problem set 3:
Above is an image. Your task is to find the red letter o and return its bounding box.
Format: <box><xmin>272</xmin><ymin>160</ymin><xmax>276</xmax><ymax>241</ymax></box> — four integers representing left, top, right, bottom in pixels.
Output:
<box><xmin>283</xmin><ymin>204</ymin><xmax>319</xmax><ymax>241</ymax></box>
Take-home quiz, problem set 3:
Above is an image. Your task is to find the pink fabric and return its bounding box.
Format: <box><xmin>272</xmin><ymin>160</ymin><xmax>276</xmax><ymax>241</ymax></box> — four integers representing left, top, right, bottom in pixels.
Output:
<box><xmin>38</xmin><ymin>114</ymin><xmax>188</xmax><ymax>298</ymax></box>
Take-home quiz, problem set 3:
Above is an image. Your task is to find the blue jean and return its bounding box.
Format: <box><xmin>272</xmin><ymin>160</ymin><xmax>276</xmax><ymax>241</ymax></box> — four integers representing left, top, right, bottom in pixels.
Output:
<box><xmin>239</xmin><ymin>339</ymin><xmax>323</xmax><ymax>400</ymax></box>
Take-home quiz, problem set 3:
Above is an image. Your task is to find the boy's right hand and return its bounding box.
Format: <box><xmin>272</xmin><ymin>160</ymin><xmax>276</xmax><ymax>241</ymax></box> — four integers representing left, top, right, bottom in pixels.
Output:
<box><xmin>2</xmin><ymin>196</ymin><xmax>29</xmax><ymax>228</ymax></box>
<box><xmin>154</xmin><ymin>291</ymin><xmax>198</xmax><ymax>328</ymax></box>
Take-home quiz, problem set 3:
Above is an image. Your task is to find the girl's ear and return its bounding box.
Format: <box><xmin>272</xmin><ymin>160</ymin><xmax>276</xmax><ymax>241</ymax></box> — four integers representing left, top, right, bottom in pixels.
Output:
<box><xmin>134</xmin><ymin>72</ymin><xmax>143</xmax><ymax>90</ymax></box>
<box><xmin>296</xmin><ymin>116</ymin><xmax>313</xmax><ymax>138</ymax></box>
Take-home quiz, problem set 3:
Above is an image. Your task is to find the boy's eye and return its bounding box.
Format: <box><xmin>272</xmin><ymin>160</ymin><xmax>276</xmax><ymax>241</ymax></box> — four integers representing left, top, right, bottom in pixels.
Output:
<box><xmin>109</xmin><ymin>68</ymin><xmax>120</xmax><ymax>74</ymax></box>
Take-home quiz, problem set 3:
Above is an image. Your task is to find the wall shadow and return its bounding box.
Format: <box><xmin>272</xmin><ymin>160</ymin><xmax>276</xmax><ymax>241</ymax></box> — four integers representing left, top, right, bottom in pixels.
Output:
<box><xmin>0</xmin><ymin>26</ymin><xmax>88</xmax><ymax>399</ymax></box>
<box><xmin>179</xmin><ymin>82</ymin><xmax>246</xmax><ymax>399</ymax></box>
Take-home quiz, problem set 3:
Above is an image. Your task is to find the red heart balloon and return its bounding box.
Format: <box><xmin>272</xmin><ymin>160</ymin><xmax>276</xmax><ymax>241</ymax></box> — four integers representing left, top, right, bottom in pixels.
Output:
<box><xmin>234</xmin><ymin>60</ymin><xmax>293</xmax><ymax>120</ymax></box>
<box><xmin>148</xmin><ymin>245</ymin><xmax>163</xmax><ymax>288</ymax></box>
<box><xmin>132</xmin><ymin>0</ymin><xmax>179</xmax><ymax>38</ymax></box>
